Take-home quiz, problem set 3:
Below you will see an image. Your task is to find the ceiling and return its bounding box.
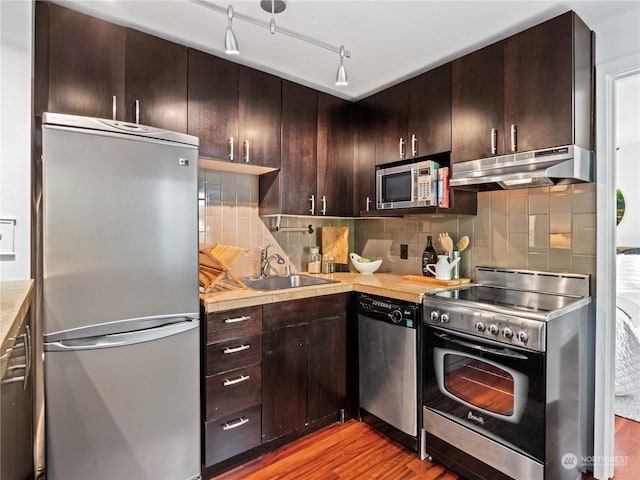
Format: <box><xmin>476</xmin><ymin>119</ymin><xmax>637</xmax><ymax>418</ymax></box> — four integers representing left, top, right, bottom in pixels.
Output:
<box><xmin>54</xmin><ymin>0</ymin><xmax>640</xmax><ymax>101</ymax></box>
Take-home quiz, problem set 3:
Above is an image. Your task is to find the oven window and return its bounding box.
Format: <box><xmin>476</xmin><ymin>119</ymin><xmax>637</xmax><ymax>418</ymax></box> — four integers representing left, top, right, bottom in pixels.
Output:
<box><xmin>382</xmin><ymin>171</ymin><xmax>411</xmax><ymax>202</ymax></box>
<box><xmin>443</xmin><ymin>354</ymin><xmax>515</xmax><ymax>416</ymax></box>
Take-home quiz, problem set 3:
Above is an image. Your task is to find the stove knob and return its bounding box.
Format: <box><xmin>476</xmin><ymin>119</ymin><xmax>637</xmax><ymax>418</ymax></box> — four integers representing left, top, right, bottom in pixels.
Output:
<box><xmin>476</xmin><ymin>322</ymin><xmax>486</xmax><ymax>332</ymax></box>
<box><xmin>440</xmin><ymin>313</ymin><xmax>450</xmax><ymax>324</ymax></box>
<box><xmin>517</xmin><ymin>331</ymin><xmax>529</xmax><ymax>343</ymax></box>
<box><xmin>391</xmin><ymin>310</ymin><xmax>403</xmax><ymax>324</ymax></box>
<box><xmin>488</xmin><ymin>324</ymin><xmax>499</xmax><ymax>335</ymax></box>
<box><xmin>430</xmin><ymin>311</ymin><xmax>439</xmax><ymax>322</ymax></box>
<box><xmin>503</xmin><ymin>327</ymin><xmax>513</xmax><ymax>339</ymax></box>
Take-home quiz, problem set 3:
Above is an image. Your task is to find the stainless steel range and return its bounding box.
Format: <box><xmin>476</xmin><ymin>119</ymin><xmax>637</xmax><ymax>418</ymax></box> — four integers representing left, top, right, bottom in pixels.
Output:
<box><xmin>422</xmin><ymin>267</ymin><xmax>592</xmax><ymax>480</ymax></box>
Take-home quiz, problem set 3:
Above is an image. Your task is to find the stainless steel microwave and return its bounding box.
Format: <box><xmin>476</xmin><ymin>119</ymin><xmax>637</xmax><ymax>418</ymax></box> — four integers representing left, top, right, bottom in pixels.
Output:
<box><xmin>376</xmin><ymin>159</ymin><xmax>439</xmax><ymax>209</ymax></box>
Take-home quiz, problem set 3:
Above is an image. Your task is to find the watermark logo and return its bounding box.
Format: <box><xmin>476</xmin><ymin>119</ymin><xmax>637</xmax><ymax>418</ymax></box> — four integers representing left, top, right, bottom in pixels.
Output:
<box><xmin>561</xmin><ymin>453</ymin><xmax>578</xmax><ymax>470</ymax></box>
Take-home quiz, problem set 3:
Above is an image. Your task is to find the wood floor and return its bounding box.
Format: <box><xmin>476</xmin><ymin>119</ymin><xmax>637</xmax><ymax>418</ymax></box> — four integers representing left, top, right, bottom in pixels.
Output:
<box><xmin>211</xmin><ymin>416</ymin><xmax>639</xmax><ymax>480</ymax></box>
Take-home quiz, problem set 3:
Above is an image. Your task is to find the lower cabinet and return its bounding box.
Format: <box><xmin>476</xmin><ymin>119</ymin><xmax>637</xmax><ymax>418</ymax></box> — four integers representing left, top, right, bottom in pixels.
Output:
<box><xmin>262</xmin><ymin>294</ymin><xmax>348</xmax><ymax>442</ymax></box>
<box><xmin>203</xmin><ymin>305</ymin><xmax>263</xmax><ymax>468</ymax></box>
<box><xmin>202</xmin><ymin>293</ymin><xmax>349</xmax><ymax>473</ymax></box>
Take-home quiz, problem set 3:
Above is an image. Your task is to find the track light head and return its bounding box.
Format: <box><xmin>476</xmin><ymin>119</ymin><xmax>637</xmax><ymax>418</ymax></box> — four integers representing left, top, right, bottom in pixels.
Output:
<box><xmin>225</xmin><ymin>5</ymin><xmax>239</xmax><ymax>54</ymax></box>
<box><xmin>336</xmin><ymin>45</ymin><xmax>348</xmax><ymax>86</ymax></box>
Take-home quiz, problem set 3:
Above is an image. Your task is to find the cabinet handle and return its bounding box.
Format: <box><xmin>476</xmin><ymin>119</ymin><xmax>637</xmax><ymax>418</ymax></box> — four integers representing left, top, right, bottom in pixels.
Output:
<box><xmin>223</xmin><ymin>344</ymin><xmax>251</xmax><ymax>355</ymax></box>
<box><xmin>321</xmin><ymin>195</ymin><xmax>327</xmax><ymax>215</ymax></box>
<box><xmin>310</xmin><ymin>194</ymin><xmax>315</xmax><ymax>215</ymax></box>
<box><xmin>366</xmin><ymin>196</ymin><xmax>371</xmax><ymax>212</ymax></box>
<box><xmin>223</xmin><ymin>374</ymin><xmax>250</xmax><ymax>387</ymax></box>
<box><xmin>23</xmin><ymin>325</ymin><xmax>31</xmax><ymax>391</ymax></box>
<box><xmin>510</xmin><ymin>124</ymin><xmax>517</xmax><ymax>152</ymax></box>
<box><xmin>135</xmin><ymin>99</ymin><xmax>140</xmax><ymax>124</ymax></box>
<box><xmin>491</xmin><ymin>128</ymin><xmax>498</xmax><ymax>155</ymax></box>
<box><xmin>223</xmin><ymin>315</ymin><xmax>250</xmax><ymax>324</ymax></box>
<box><xmin>399</xmin><ymin>137</ymin><xmax>405</xmax><ymax>159</ymax></box>
<box><xmin>222</xmin><ymin>416</ymin><xmax>249</xmax><ymax>431</ymax></box>
<box><xmin>244</xmin><ymin>140</ymin><xmax>250</xmax><ymax>163</ymax></box>
<box><xmin>112</xmin><ymin>95</ymin><xmax>117</xmax><ymax>121</ymax></box>
<box><xmin>228</xmin><ymin>137</ymin><xmax>234</xmax><ymax>161</ymax></box>
<box><xmin>411</xmin><ymin>134</ymin><xmax>417</xmax><ymax>157</ymax></box>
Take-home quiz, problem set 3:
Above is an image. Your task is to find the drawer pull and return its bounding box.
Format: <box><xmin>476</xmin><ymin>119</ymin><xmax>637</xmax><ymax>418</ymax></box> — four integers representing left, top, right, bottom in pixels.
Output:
<box><xmin>223</xmin><ymin>344</ymin><xmax>251</xmax><ymax>355</ymax></box>
<box><xmin>224</xmin><ymin>315</ymin><xmax>250</xmax><ymax>324</ymax></box>
<box><xmin>223</xmin><ymin>374</ymin><xmax>250</xmax><ymax>387</ymax></box>
<box><xmin>221</xmin><ymin>416</ymin><xmax>249</xmax><ymax>431</ymax></box>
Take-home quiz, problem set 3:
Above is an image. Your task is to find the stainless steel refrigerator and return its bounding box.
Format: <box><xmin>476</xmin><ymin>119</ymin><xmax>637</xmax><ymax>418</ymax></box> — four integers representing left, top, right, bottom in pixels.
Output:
<box><xmin>41</xmin><ymin>113</ymin><xmax>201</xmax><ymax>480</ymax></box>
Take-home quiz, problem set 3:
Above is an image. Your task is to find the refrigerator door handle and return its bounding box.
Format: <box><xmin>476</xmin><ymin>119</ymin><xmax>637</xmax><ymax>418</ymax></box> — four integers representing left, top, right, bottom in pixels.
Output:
<box><xmin>44</xmin><ymin>319</ymin><xmax>199</xmax><ymax>352</ymax></box>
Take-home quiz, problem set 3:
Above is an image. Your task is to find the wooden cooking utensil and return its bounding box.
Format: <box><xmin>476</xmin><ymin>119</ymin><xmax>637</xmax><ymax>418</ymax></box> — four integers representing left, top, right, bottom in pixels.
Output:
<box><xmin>457</xmin><ymin>235</ymin><xmax>470</xmax><ymax>252</ymax></box>
<box><xmin>440</xmin><ymin>234</ymin><xmax>454</xmax><ymax>255</ymax></box>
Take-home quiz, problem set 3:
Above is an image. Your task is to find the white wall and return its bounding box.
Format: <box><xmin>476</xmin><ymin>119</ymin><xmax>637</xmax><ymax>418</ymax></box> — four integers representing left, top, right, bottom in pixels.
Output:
<box><xmin>616</xmin><ymin>143</ymin><xmax>640</xmax><ymax>247</ymax></box>
<box><xmin>592</xmin><ymin>7</ymin><xmax>640</xmax><ymax>65</ymax></box>
<box><xmin>0</xmin><ymin>0</ymin><xmax>33</xmax><ymax>281</ymax></box>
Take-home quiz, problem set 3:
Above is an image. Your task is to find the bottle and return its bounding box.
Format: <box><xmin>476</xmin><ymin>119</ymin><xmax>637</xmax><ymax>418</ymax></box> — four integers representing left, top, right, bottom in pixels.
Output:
<box><xmin>422</xmin><ymin>236</ymin><xmax>438</xmax><ymax>276</ymax></box>
<box><xmin>308</xmin><ymin>247</ymin><xmax>321</xmax><ymax>274</ymax></box>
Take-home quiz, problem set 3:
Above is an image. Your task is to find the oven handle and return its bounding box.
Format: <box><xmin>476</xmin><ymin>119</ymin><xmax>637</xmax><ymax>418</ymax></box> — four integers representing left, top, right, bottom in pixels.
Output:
<box><xmin>433</xmin><ymin>331</ymin><xmax>529</xmax><ymax>360</ymax></box>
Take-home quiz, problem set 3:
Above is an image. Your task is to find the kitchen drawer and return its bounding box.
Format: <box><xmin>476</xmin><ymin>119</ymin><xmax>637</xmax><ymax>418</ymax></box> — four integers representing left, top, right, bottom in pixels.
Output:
<box><xmin>263</xmin><ymin>294</ymin><xmax>348</xmax><ymax>332</ymax></box>
<box><xmin>204</xmin><ymin>404</ymin><xmax>262</xmax><ymax>466</ymax></box>
<box><xmin>205</xmin><ymin>363</ymin><xmax>261</xmax><ymax>421</ymax></box>
<box><xmin>206</xmin><ymin>305</ymin><xmax>262</xmax><ymax>344</ymax></box>
<box><xmin>206</xmin><ymin>334</ymin><xmax>262</xmax><ymax>376</ymax></box>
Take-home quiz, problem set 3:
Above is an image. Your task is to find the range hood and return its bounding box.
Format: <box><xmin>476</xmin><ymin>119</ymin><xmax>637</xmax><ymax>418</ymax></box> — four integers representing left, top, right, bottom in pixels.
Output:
<box><xmin>449</xmin><ymin>145</ymin><xmax>594</xmax><ymax>190</ymax></box>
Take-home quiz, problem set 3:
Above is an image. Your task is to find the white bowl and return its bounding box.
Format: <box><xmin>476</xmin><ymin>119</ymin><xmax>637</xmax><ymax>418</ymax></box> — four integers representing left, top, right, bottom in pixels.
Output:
<box><xmin>350</xmin><ymin>253</ymin><xmax>382</xmax><ymax>274</ymax></box>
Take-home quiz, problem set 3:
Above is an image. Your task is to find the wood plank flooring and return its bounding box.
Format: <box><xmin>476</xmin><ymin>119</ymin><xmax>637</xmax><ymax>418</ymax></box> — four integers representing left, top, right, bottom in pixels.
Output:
<box><xmin>211</xmin><ymin>416</ymin><xmax>639</xmax><ymax>480</ymax></box>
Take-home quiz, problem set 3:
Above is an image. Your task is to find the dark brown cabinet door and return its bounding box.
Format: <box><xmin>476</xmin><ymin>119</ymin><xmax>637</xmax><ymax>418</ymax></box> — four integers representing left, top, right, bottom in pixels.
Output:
<box><xmin>308</xmin><ymin>315</ymin><xmax>347</xmax><ymax>422</ymax></box>
<box><xmin>125</xmin><ymin>29</ymin><xmax>187</xmax><ymax>132</ymax></box>
<box><xmin>262</xmin><ymin>324</ymin><xmax>308</xmax><ymax>442</ymax></box>
<box><xmin>353</xmin><ymin>96</ymin><xmax>376</xmax><ymax>215</ymax></box>
<box><xmin>317</xmin><ymin>93</ymin><xmax>354</xmax><ymax>216</ymax></box>
<box><xmin>375</xmin><ymin>82</ymin><xmax>409</xmax><ymax>165</ymax></box>
<box><xmin>238</xmin><ymin>66</ymin><xmax>281</xmax><ymax>168</ymax></box>
<box><xmin>409</xmin><ymin>63</ymin><xmax>451</xmax><ymax>157</ymax></box>
<box><xmin>451</xmin><ymin>42</ymin><xmax>505</xmax><ymax>163</ymax></box>
<box><xmin>279</xmin><ymin>81</ymin><xmax>318</xmax><ymax>215</ymax></box>
<box><xmin>187</xmin><ymin>49</ymin><xmax>238</xmax><ymax>160</ymax></box>
<box><xmin>504</xmin><ymin>12</ymin><xmax>575</xmax><ymax>153</ymax></box>
<box><xmin>47</xmin><ymin>3</ymin><xmax>125</xmax><ymax>119</ymax></box>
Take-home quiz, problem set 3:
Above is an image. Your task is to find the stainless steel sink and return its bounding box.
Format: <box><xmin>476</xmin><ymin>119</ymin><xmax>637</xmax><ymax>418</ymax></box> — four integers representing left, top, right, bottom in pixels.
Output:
<box><xmin>242</xmin><ymin>274</ymin><xmax>339</xmax><ymax>291</ymax></box>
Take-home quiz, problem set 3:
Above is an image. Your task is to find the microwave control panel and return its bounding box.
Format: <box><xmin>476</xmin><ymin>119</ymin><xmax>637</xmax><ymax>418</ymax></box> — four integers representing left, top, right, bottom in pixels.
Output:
<box><xmin>415</xmin><ymin>163</ymin><xmax>437</xmax><ymax>206</ymax></box>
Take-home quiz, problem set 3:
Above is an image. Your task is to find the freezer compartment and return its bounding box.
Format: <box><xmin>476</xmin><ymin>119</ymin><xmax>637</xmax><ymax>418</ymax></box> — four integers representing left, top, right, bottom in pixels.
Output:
<box><xmin>44</xmin><ymin>325</ymin><xmax>200</xmax><ymax>480</ymax></box>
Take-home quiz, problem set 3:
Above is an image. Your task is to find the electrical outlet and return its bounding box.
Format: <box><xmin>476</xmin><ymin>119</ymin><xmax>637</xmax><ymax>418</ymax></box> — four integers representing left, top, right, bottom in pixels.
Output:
<box><xmin>400</xmin><ymin>244</ymin><xmax>408</xmax><ymax>259</ymax></box>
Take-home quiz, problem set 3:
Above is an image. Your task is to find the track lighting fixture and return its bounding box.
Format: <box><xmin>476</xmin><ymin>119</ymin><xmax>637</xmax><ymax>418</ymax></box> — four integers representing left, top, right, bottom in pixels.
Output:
<box><xmin>224</xmin><ymin>5</ymin><xmax>239</xmax><ymax>55</ymax></box>
<box><xmin>190</xmin><ymin>0</ymin><xmax>351</xmax><ymax>86</ymax></box>
<box><xmin>336</xmin><ymin>45</ymin><xmax>348</xmax><ymax>86</ymax></box>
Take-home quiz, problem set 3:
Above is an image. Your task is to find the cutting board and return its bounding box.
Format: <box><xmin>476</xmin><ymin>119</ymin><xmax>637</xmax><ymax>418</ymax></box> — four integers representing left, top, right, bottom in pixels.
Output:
<box><xmin>402</xmin><ymin>275</ymin><xmax>471</xmax><ymax>286</ymax></box>
<box><xmin>321</xmin><ymin>226</ymin><xmax>349</xmax><ymax>264</ymax></box>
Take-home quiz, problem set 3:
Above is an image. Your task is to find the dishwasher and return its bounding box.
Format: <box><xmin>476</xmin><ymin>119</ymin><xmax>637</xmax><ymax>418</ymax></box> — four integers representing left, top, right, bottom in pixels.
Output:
<box><xmin>357</xmin><ymin>293</ymin><xmax>421</xmax><ymax>452</ymax></box>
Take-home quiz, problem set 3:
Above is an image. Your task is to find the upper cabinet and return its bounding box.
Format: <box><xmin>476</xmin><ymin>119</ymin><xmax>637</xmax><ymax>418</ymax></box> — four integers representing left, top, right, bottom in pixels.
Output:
<box><xmin>451</xmin><ymin>11</ymin><xmax>593</xmax><ymax>163</ymax></box>
<box><xmin>187</xmin><ymin>49</ymin><xmax>239</xmax><ymax>161</ymax></box>
<box><xmin>375</xmin><ymin>64</ymin><xmax>451</xmax><ymax>165</ymax></box>
<box><xmin>39</xmin><ymin>3</ymin><xmax>188</xmax><ymax>132</ymax></box>
<box><xmin>259</xmin><ymin>85</ymin><xmax>353</xmax><ymax>217</ymax></box>
<box><xmin>43</xmin><ymin>3</ymin><xmax>125</xmax><ymax>119</ymax></box>
<box><xmin>238</xmin><ymin>66</ymin><xmax>282</xmax><ymax>169</ymax></box>
<box><xmin>317</xmin><ymin>92</ymin><xmax>354</xmax><ymax>217</ymax></box>
<box><xmin>187</xmin><ymin>52</ymin><xmax>281</xmax><ymax>168</ymax></box>
<box><xmin>353</xmin><ymin>96</ymin><xmax>376</xmax><ymax>215</ymax></box>
<box><xmin>124</xmin><ymin>29</ymin><xmax>188</xmax><ymax>132</ymax></box>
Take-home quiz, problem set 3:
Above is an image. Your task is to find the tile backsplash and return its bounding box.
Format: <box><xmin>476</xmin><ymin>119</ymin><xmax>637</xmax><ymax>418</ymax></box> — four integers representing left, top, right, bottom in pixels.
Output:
<box><xmin>200</xmin><ymin>167</ymin><xmax>597</xmax><ymax>280</ymax></box>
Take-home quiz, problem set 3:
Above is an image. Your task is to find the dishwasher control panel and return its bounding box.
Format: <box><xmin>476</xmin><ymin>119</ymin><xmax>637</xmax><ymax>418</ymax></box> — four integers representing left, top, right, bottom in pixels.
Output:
<box><xmin>357</xmin><ymin>294</ymin><xmax>419</xmax><ymax>328</ymax></box>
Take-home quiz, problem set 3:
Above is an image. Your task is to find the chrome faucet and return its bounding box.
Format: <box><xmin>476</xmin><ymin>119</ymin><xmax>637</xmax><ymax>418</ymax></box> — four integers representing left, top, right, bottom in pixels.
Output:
<box><xmin>260</xmin><ymin>244</ymin><xmax>285</xmax><ymax>278</ymax></box>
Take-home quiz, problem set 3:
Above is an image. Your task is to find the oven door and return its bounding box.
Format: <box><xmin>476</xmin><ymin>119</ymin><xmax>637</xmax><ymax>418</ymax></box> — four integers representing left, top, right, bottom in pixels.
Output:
<box><xmin>424</xmin><ymin>325</ymin><xmax>545</xmax><ymax>462</ymax></box>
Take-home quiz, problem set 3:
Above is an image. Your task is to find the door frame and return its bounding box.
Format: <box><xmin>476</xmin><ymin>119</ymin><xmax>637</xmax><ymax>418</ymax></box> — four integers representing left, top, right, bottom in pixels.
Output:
<box><xmin>594</xmin><ymin>53</ymin><xmax>640</xmax><ymax>480</ymax></box>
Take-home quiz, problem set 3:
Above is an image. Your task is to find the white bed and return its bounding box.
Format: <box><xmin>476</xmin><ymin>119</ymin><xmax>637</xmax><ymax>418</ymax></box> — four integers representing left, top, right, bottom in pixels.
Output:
<box><xmin>615</xmin><ymin>251</ymin><xmax>640</xmax><ymax>422</ymax></box>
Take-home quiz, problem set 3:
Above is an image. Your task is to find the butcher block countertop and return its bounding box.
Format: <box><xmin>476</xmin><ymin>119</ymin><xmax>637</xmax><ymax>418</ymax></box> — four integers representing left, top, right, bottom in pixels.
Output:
<box><xmin>1</xmin><ymin>279</ymin><xmax>35</xmax><ymax>378</ymax></box>
<box><xmin>201</xmin><ymin>272</ymin><xmax>457</xmax><ymax>313</ymax></box>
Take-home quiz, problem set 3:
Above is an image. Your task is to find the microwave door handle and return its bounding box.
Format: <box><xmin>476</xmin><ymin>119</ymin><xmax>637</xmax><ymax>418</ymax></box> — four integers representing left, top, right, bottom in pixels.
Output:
<box><xmin>433</xmin><ymin>331</ymin><xmax>529</xmax><ymax>360</ymax></box>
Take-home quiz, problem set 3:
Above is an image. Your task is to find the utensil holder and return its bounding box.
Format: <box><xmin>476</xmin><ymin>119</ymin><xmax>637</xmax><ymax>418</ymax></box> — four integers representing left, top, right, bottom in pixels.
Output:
<box><xmin>451</xmin><ymin>251</ymin><xmax>460</xmax><ymax>279</ymax></box>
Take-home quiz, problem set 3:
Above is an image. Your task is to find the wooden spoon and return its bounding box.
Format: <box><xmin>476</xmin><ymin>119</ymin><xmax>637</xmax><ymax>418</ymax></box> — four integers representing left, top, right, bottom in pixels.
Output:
<box><xmin>457</xmin><ymin>235</ymin><xmax>470</xmax><ymax>253</ymax></box>
<box><xmin>440</xmin><ymin>235</ymin><xmax>454</xmax><ymax>255</ymax></box>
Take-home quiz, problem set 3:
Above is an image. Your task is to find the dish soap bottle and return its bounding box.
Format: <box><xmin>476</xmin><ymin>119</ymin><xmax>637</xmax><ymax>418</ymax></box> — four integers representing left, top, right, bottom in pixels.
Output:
<box><xmin>422</xmin><ymin>236</ymin><xmax>438</xmax><ymax>276</ymax></box>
